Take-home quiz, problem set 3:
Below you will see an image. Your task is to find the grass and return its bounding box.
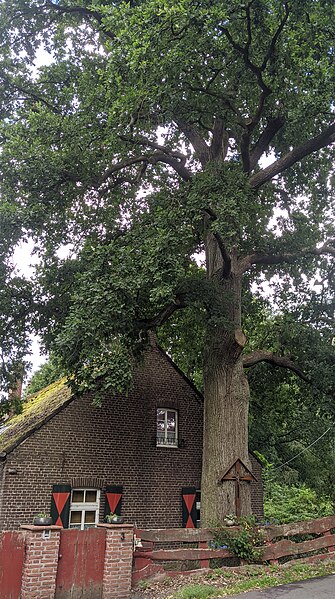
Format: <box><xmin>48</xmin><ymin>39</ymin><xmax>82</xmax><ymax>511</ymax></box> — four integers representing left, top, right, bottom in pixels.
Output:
<box><xmin>167</xmin><ymin>558</ymin><xmax>335</xmax><ymax>599</ymax></box>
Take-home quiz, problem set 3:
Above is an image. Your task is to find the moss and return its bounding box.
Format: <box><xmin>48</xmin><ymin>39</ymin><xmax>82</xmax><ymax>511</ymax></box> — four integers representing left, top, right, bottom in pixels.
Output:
<box><xmin>0</xmin><ymin>378</ymin><xmax>73</xmax><ymax>454</ymax></box>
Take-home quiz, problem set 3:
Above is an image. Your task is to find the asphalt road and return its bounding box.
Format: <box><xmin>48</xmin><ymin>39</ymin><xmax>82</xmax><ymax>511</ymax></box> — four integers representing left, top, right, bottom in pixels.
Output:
<box><xmin>229</xmin><ymin>574</ymin><xmax>335</xmax><ymax>598</ymax></box>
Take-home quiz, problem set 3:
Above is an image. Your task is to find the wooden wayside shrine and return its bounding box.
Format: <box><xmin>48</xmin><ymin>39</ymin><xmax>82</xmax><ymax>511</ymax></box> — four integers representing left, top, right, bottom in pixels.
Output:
<box><xmin>220</xmin><ymin>458</ymin><xmax>257</xmax><ymax>517</ymax></box>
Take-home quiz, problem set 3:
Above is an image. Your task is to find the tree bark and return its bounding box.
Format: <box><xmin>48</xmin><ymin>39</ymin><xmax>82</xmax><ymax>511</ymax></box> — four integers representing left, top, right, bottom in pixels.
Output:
<box><xmin>201</xmin><ymin>237</ymin><xmax>251</xmax><ymax>525</ymax></box>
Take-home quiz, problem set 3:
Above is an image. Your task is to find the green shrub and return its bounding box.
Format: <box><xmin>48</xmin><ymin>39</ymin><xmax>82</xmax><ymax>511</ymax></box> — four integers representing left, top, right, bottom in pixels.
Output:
<box><xmin>264</xmin><ymin>481</ymin><xmax>334</xmax><ymax>524</ymax></box>
<box><xmin>213</xmin><ymin>516</ymin><xmax>265</xmax><ymax>563</ymax></box>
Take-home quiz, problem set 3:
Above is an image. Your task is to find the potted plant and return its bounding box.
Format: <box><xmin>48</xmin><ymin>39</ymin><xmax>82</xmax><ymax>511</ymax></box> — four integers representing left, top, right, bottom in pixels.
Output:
<box><xmin>33</xmin><ymin>512</ymin><xmax>53</xmax><ymax>526</ymax></box>
<box><xmin>105</xmin><ymin>513</ymin><xmax>125</xmax><ymax>524</ymax></box>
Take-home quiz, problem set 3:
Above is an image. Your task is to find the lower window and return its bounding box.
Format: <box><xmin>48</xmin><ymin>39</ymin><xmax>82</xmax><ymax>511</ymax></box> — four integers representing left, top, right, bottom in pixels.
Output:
<box><xmin>69</xmin><ymin>489</ymin><xmax>100</xmax><ymax>530</ymax></box>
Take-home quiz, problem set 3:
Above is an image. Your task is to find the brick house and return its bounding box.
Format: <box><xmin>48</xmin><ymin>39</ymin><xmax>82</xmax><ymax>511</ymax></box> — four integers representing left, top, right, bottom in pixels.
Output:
<box><xmin>0</xmin><ymin>344</ymin><xmax>263</xmax><ymax>530</ymax></box>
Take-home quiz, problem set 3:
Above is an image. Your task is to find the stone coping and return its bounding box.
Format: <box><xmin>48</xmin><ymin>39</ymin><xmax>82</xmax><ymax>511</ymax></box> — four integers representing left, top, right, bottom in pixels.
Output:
<box><xmin>20</xmin><ymin>523</ymin><xmax>133</xmax><ymax>531</ymax></box>
<box><xmin>97</xmin><ymin>523</ymin><xmax>134</xmax><ymax>530</ymax></box>
<box><xmin>21</xmin><ymin>524</ymin><xmax>63</xmax><ymax>531</ymax></box>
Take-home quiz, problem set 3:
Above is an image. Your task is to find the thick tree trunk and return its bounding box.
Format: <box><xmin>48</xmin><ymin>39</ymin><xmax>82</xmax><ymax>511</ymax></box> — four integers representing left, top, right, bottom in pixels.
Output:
<box><xmin>200</xmin><ymin>236</ymin><xmax>251</xmax><ymax>526</ymax></box>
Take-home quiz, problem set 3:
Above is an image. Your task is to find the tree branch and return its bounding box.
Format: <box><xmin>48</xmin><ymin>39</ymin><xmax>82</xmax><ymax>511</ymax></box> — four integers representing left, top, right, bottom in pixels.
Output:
<box><xmin>249</xmin><ymin>123</ymin><xmax>335</xmax><ymax>188</ymax></box>
<box><xmin>98</xmin><ymin>151</ymin><xmax>192</xmax><ymax>186</ymax></box>
<box><xmin>119</xmin><ymin>135</ymin><xmax>187</xmax><ymax>164</ymax></box>
<box><xmin>219</xmin><ymin>25</ymin><xmax>271</xmax><ymax>97</ymax></box>
<box><xmin>203</xmin><ymin>208</ymin><xmax>232</xmax><ymax>278</ymax></box>
<box><xmin>249</xmin><ymin>116</ymin><xmax>286</xmax><ymax>170</ymax></box>
<box><xmin>243</xmin><ymin>350</ymin><xmax>310</xmax><ymax>382</ymax></box>
<box><xmin>210</xmin><ymin>117</ymin><xmax>228</xmax><ymax>162</ymax></box>
<box><xmin>240</xmin><ymin>241</ymin><xmax>335</xmax><ymax>272</ymax></box>
<box><xmin>0</xmin><ymin>71</ymin><xmax>61</xmax><ymax>114</ymax></box>
<box><xmin>143</xmin><ymin>298</ymin><xmax>187</xmax><ymax>328</ymax></box>
<box><xmin>260</xmin><ymin>3</ymin><xmax>290</xmax><ymax>72</ymax></box>
<box><xmin>222</xmin><ymin>3</ymin><xmax>289</xmax><ymax>170</ymax></box>
<box><xmin>175</xmin><ymin>119</ymin><xmax>210</xmax><ymax>166</ymax></box>
<box><xmin>44</xmin><ymin>0</ymin><xmax>115</xmax><ymax>39</ymax></box>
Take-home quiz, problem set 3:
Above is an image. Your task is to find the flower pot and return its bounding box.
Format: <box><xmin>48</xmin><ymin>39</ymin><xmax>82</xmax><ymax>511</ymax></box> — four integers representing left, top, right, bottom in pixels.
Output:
<box><xmin>33</xmin><ymin>516</ymin><xmax>53</xmax><ymax>526</ymax></box>
<box><xmin>107</xmin><ymin>516</ymin><xmax>125</xmax><ymax>524</ymax></box>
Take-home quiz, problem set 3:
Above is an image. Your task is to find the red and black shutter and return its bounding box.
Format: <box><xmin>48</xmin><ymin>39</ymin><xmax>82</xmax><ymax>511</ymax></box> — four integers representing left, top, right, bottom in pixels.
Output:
<box><xmin>104</xmin><ymin>485</ymin><xmax>123</xmax><ymax>518</ymax></box>
<box><xmin>182</xmin><ymin>487</ymin><xmax>197</xmax><ymax>528</ymax></box>
<box><xmin>51</xmin><ymin>484</ymin><xmax>71</xmax><ymax>527</ymax></box>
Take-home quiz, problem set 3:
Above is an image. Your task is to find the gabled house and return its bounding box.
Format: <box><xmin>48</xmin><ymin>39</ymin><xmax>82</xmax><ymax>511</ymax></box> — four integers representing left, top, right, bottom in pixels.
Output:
<box><xmin>0</xmin><ymin>345</ymin><xmax>263</xmax><ymax>530</ymax></box>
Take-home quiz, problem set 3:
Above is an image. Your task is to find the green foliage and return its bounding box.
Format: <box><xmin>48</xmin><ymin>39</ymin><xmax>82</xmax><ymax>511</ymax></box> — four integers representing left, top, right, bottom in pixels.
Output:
<box><xmin>24</xmin><ymin>355</ymin><xmax>64</xmax><ymax>396</ymax></box>
<box><xmin>213</xmin><ymin>517</ymin><xmax>266</xmax><ymax>563</ymax></box>
<box><xmin>0</xmin><ymin>268</ymin><xmax>33</xmax><ymax>411</ymax></box>
<box><xmin>264</xmin><ymin>480</ymin><xmax>334</xmax><ymax>524</ymax></box>
<box><xmin>0</xmin><ymin>0</ymin><xmax>333</xmax><ymax>393</ymax></box>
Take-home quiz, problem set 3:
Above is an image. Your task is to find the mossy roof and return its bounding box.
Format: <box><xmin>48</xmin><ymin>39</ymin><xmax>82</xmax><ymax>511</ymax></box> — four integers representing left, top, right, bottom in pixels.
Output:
<box><xmin>0</xmin><ymin>379</ymin><xmax>73</xmax><ymax>456</ymax></box>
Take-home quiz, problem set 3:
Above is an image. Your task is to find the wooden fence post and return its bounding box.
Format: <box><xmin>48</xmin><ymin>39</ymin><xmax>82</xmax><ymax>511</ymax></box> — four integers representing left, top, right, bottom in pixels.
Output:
<box><xmin>20</xmin><ymin>525</ymin><xmax>62</xmax><ymax>599</ymax></box>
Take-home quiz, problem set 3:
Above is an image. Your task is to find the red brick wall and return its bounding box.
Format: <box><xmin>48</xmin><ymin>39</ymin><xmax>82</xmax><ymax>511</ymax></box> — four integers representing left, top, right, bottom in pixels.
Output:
<box><xmin>0</xmin><ymin>347</ymin><xmax>263</xmax><ymax>529</ymax></box>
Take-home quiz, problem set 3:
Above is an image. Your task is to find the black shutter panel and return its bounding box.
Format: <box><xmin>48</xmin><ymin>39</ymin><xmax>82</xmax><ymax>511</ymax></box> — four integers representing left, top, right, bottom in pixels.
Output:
<box><xmin>50</xmin><ymin>484</ymin><xmax>71</xmax><ymax>528</ymax></box>
<box><xmin>104</xmin><ymin>485</ymin><xmax>123</xmax><ymax>518</ymax></box>
<box><xmin>182</xmin><ymin>487</ymin><xmax>197</xmax><ymax>528</ymax></box>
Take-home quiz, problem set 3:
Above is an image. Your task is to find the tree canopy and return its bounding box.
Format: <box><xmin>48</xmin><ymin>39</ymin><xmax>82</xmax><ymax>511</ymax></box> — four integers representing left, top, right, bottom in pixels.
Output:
<box><xmin>0</xmin><ymin>0</ymin><xmax>334</xmax><ymax>521</ymax></box>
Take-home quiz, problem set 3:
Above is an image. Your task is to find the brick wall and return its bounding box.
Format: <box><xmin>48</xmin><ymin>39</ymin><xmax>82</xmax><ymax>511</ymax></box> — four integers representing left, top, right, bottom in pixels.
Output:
<box><xmin>0</xmin><ymin>347</ymin><xmax>263</xmax><ymax>529</ymax></box>
<box><xmin>20</xmin><ymin>526</ymin><xmax>61</xmax><ymax>599</ymax></box>
<box><xmin>0</xmin><ymin>347</ymin><xmax>203</xmax><ymax>530</ymax></box>
<box><xmin>100</xmin><ymin>524</ymin><xmax>134</xmax><ymax>599</ymax></box>
<box><xmin>250</xmin><ymin>453</ymin><xmax>264</xmax><ymax>517</ymax></box>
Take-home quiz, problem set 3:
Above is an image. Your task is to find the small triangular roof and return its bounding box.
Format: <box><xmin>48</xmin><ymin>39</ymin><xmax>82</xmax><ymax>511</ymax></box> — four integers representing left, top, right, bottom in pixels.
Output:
<box><xmin>220</xmin><ymin>458</ymin><xmax>257</xmax><ymax>483</ymax></box>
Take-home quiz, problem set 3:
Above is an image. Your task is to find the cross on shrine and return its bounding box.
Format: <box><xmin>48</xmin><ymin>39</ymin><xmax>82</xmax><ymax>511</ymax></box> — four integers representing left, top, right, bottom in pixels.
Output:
<box><xmin>220</xmin><ymin>459</ymin><xmax>257</xmax><ymax>517</ymax></box>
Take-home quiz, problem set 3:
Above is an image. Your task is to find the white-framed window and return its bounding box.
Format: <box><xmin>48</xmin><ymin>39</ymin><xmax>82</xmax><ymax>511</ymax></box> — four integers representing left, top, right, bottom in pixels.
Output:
<box><xmin>69</xmin><ymin>489</ymin><xmax>100</xmax><ymax>530</ymax></box>
<box><xmin>156</xmin><ymin>408</ymin><xmax>178</xmax><ymax>447</ymax></box>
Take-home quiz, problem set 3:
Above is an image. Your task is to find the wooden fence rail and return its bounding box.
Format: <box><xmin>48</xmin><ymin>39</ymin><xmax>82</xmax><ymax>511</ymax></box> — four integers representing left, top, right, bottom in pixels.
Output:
<box><xmin>133</xmin><ymin>516</ymin><xmax>335</xmax><ymax>584</ymax></box>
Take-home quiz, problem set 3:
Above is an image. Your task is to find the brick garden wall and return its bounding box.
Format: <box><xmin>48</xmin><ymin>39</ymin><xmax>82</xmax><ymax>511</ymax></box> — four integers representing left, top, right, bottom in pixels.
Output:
<box><xmin>0</xmin><ymin>524</ymin><xmax>134</xmax><ymax>599</ymax></box>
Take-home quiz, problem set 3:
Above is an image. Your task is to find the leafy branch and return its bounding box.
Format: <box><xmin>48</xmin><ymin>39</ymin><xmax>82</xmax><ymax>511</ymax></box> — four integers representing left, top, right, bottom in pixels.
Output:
<box><xmin>43</xmin><ymin>0</ymin><xmax>115</xmax><ymax>40</ymax></box>
<box><xmin>249</xmin><ymin>123</ymin><xmax>335</xmax><ymax>188</ymax></box>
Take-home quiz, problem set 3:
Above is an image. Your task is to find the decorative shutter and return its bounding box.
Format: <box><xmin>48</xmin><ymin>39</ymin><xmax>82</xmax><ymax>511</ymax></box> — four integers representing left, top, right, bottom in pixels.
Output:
<box><xmin>182</xmin><ymin>487</ymin><xmax>197</xmax><ymax>528</ymax></box>
<box><xmin>51</xmin><ymin>484</ymin><xmax>71</xmax><ymax>527</ymax></box>
<box><xmin>104</xmin><ymin>485</ymin><xmax>123</xmax><ymax>518</ymax></box>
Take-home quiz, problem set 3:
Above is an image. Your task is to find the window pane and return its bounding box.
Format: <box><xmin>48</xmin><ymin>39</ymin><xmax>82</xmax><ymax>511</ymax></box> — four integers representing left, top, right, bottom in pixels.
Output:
<box><xmin>84</xmin><ymin>511</ymin><xmax>96</xmax><ymax>524</ymax></box>
<box><xmin>167</xmin><ymin>412</ymin><xmax>176</xmax><ymax>431</ymax></box>
<box><xmin>70</xmin><ymin>511</ymin><xmax>82</xmax><ymax>524</ymax></box>
<box><xmin>72</xmin><ymin>490</ymin><xmax>85</xmax><ymax>503</ymax></box>
<box><xmin>86</xmin><ymin>490</ymin><xmax>97</xmax><ymax>503</ymax></box>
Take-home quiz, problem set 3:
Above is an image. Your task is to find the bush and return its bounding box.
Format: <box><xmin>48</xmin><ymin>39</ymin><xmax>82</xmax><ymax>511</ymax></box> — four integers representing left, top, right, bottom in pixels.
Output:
<box><xmin>264</xmin><ymin>481</ymin><xmax>334</xmax><ymax>524</ymax></box>
<box><xmin>212</xmin><ymin>516</ymin><xmax>266</xmax><ymax>563</ymax></box>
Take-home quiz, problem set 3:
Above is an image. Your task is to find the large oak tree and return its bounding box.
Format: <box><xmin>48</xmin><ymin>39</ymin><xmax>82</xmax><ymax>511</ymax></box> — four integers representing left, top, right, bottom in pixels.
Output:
<box><xmin>0</xmin><ymin>0</ymin><xmax>334</xmax><ymax>523</ymax></box>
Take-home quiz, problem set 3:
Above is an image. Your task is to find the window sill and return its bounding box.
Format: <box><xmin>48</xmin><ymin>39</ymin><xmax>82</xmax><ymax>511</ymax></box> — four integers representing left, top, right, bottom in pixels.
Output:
<box><xmin>156</xmin><ymin>443</ymin><xmax>179</xmax><ymax>449</ymax></box>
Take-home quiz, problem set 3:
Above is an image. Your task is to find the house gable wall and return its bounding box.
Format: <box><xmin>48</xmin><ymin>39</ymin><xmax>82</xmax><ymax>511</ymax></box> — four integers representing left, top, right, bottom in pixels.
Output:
<box><xmin>0</xmin><ymin>348</ymin><xmax>203</xmax><ymax>530</ymax></box>
<box><xmin>0</xmin><ymin>347</ymin><xmax>263</xmax><ymax>529</ymax></box>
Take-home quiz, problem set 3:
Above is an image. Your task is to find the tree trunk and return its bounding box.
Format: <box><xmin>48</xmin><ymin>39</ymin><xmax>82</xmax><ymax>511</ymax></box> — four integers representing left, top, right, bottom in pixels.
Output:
<box><xmin>200</xmin><ymin>236</ymin><xmax>251</xmax><ymax>526</ymax></box>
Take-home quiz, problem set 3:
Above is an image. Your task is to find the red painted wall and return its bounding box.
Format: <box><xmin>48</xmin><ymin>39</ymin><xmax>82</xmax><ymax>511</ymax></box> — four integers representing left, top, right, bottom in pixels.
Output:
<box><xmin>0</xmin><ymin>531</ymin><xmax>25</xmax><ymax>599</ymax></box>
